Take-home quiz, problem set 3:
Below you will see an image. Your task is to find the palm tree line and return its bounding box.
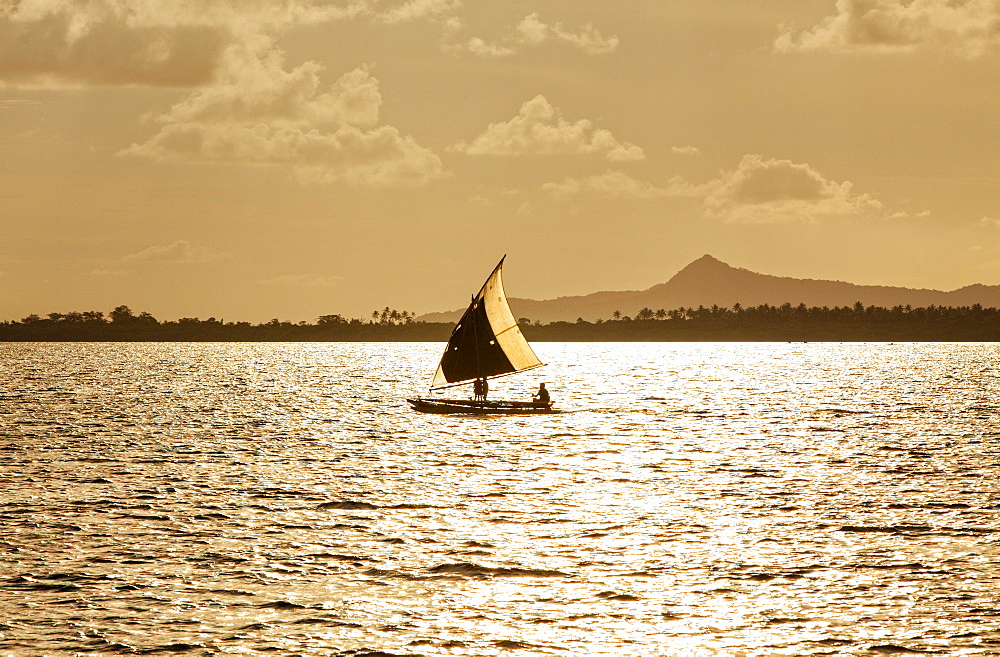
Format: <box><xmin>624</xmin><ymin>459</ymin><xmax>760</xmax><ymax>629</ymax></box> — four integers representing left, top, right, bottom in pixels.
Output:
<box><xmin>602</xmin><ymin>302</ymin><xmax>1000</xmax><ymax>324</ymax></box>
<box><xmin>3</xmin><ymin>301</ymin><xmax>998</xmax><ymax>341</ymax></box>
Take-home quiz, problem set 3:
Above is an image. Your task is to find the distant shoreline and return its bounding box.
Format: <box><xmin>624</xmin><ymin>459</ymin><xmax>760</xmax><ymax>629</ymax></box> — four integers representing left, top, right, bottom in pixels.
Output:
<box><xmin>4</xmin><ymin>302</ymin><xmax>1000</xmax><ymax>342</ymax></box>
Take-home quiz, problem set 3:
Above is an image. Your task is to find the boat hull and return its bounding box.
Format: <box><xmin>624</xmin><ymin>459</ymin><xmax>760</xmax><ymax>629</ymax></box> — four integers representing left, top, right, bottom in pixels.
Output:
<box><xmin>408</xmin><ymin>398</ymin><xmax>558</xmax><ymax>415</ymax></box>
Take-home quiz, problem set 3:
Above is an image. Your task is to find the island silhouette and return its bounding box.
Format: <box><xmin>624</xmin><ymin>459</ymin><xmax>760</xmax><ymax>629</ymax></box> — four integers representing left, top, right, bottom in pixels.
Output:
<box><xmin>4</xmin><ymin>256</ymin><xmax>1000</xmax><ymax>341</ymax></box>
<box><xmin>419</xmin><ymin>255</ymin><xmax>1000</xmax><ymax>324</ymax></box>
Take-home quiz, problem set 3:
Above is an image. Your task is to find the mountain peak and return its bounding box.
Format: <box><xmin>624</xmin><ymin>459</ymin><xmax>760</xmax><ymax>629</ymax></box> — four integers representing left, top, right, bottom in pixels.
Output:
<box><xmin>684</xmin><ymin>254</ymin><xmax>730</xmax><ymax>270</ymax></box>
<box><xmin>667</xmin><ymin>254</ymin><xmax>740</xmax><ymax>285</ymax></box>
<box><xmin>419</xmin><ymin>255</ymin><xmax>1000</xmax><ymax>323</ymax></box>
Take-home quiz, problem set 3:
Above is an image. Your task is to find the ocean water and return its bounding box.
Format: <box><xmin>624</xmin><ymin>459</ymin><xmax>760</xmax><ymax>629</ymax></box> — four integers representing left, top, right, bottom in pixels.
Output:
<box><xmin>2</xmin><ymin>341</ymin><xmax>1000</xmax><ymax>657</ymax></box>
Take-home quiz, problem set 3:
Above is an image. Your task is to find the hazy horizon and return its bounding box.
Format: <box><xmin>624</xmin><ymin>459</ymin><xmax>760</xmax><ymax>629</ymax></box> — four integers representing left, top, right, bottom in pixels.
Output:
<box><xmin>7</xmin><ymin>252</ymin><xmax>1000</xmax><ymax>324</ymax></box>
<box><xmin>3</xmin><ymin>1</ymin><xmax>999</xmax><ymax>323</ymax></box>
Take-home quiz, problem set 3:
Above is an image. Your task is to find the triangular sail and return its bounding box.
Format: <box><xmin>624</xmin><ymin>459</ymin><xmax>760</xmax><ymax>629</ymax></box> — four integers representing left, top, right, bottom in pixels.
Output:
<box><xmin>431</xmin><ymin>257</ymin><xmax>542</xmax><ymax>389</ymax></box>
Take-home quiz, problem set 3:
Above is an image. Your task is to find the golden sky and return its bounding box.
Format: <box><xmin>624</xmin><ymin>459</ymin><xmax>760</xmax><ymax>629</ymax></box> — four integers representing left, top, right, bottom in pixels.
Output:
<box><xmin>2</xmin><ymin>0</ymin><xmax>998</xmax><ymax>322</ymax></box>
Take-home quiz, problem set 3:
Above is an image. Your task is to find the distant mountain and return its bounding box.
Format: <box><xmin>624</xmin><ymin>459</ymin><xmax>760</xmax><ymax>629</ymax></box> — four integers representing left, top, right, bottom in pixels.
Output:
<box><xmin>418</xmin><ymin>255</ymin><xmax>1000</xmax><ymax>324</ymax></box>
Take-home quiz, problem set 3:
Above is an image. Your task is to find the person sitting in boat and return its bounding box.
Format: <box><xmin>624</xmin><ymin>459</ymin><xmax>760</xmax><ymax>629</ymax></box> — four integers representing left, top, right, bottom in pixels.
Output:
<box><xmin>533</xmin><ymin>383</ymin><xmax>550</xmax><ymax>404</ymax></box>
<box><xmin>473</xmin><ymin>377</ymin><xmax>488</xmax><ymax>401</ymax></box>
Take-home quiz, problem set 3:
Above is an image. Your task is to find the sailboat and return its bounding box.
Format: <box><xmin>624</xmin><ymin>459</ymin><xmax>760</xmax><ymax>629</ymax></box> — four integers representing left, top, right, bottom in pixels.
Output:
<box><xmin>408</xmin><ymin>257</ymin><xmax>558</xmax><ymax>414</ymax></box>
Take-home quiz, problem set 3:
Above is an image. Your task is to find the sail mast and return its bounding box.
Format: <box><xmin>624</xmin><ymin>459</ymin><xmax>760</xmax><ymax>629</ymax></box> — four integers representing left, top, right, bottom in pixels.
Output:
<box><xmin>430</xmin><ymin>257</ymin><xmax>542</xmax><ymax>389</ymax></box>
<box><xmin>472</xmin><ymin>294</ymin><xmax>482</xmax><ymax>382</ymax></box>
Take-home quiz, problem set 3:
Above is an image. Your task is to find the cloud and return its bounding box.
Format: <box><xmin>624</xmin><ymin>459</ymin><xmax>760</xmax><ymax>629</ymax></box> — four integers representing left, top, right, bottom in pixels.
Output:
<box><xmin>887</xmin><ymin>208</ymin><xmax>931</xmax><ymax>219</ymax></box>
<box><xmin>0</xmin><ymin>1</ymin><xmax>229</xmax><ymax>87</ymax></box>
<box><xmin>3</xmin><ymin>1</ymin><xmax>441</xmax><ymax>187</ymax></box>
<box><xmin>775</xmin><ymin>0</ymin><xmax>1000</xmax><ymax>58</ymax></box>
<box><xmin>531</xmin><ymin>154</ymin><xmax>887</xmax><ymax>223</ymax></box>
<box><xmin>0</xmin><ymin>0</ymin><xmax>368</xmax><ymax>88</ymax></box>
<box><xmin>671</xmin><ymin>145</ymin><xmax>702</xmax><ymax>156</ymax></box>
<box><xmin>157</xmin><ymin>61</ymin><xmax>382</xmax><ymax>127</ymax></box>
<box><xmin>448</xmin><ymin>36</ymin><xmax>516</xmax><ymax>57</ymax></box>
<box><xmin>288</xmin><ymin>124</ymin><xmax>446</xmax><ymax>186</ymax></box>
<box><xmin>453</xmin><ymin>95</ymin><xmax>643</xmax><ymax>161</ymax></box>
<box><xmin>981</xmin><ymin>216</ymin><xmax>1000</xmax><ymax>229</ymax></box>
<box><xmin>444</xmin><ymin>12</ymin><xmax>618</xmax><ymax>56</ymax></box>
<box><xmin>701</xmin><ymin>154</ymin><xmax>882</xmax><ymax>223</ymax></box>
<box><xmin>0</xmin><ymin>99</ymin><xmax>41</xmax><ymax>109</ymax></box>
<box><xmin>0</xmin><ymin>2</ymin><xmax>619</xmax><ymax>90</ymax></box>
<box><xmin>513</xmin><ymin>12</ymin><xmax>619</xmax><ymax>55</ymax></box>
<box><xmin>257</xmin><ymin>273</ymin><xmax>343</xmax><ymax>288</ymax></box>
<box><xmin>378</xmin><ymin>0</ymin><xmax>461</xmax><ymax>24</ymax></box>
<box><xmin>86</xmin><ymin>268</ymin><xmax>130</xmax><ymax>276</ymax></box>
<box><xmin>543</xmin><ymin>170</ymin><xmax>695</xmax><ymax>201</ymax></box>
<box><xmin>5</xmin><ymin>2</ymin><xmax>630</xmax><ymax>187</ymax></box>
<box><xmin>122</xmin><ymin>63</ymin><xmax>444</xmax><ymax>187</ymax></box>
<box><xmin>124</xmin><ymin>240</ymin><xmax>230</xmax><ymax>263</ymax></box>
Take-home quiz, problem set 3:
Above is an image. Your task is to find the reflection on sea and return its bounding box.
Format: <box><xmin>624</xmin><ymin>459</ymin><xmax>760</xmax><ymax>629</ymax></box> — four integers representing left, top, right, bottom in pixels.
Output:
<box><xmin>1</xmin><ymin>342</ymin><xmax>999</xmax><ymax>656</ymax></box>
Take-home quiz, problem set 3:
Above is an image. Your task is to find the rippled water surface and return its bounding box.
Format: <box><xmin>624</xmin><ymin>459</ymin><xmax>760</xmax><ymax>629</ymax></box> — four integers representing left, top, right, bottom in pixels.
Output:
<box><xmin>3</xmin><ymin>342</ymin><xmax>1000</xmax><ymax>656</ymax></box>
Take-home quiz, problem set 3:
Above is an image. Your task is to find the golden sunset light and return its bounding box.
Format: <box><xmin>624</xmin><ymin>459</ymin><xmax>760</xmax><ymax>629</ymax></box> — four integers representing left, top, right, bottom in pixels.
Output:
<box><xmin>2</xmin><ymin>0</ymin><xmax>997</xmax><ymax>322</ymax></box>
<box><xmin>5</xmin><ymin>5</ymin><xmax>1000</xmax><ymax>655</ymax></box>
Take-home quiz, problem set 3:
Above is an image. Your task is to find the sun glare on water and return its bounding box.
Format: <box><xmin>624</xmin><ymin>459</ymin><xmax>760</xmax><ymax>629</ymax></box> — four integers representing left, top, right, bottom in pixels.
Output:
<box><xmin>2</xmin><ymin>342</ymin><xmax>1000</xmax><ymax>655</ymax></box>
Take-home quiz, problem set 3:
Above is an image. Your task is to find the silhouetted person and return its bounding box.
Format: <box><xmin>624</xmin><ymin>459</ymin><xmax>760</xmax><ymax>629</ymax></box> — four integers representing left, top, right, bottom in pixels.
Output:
<box><xmin>473</xmin><ymin>377</ymin><xmax>488</xmax><ymax>401</ymax></box>
<box><xmin>533</xmin><ymin>383</ymin><xmax>550</xmax><ymax>404</ymax></box>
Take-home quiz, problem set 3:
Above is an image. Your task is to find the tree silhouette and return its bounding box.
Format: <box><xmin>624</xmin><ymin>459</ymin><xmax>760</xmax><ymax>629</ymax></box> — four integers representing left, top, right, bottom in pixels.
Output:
<box><xmin>5</xmin><ymin>301</ymin><xmax>1000</xmax><ymax>342</ymax></box>
<box><xmin>110</xmin><ymin>305</ymin><xmax>135</xmax><ymax>323</ymax></box>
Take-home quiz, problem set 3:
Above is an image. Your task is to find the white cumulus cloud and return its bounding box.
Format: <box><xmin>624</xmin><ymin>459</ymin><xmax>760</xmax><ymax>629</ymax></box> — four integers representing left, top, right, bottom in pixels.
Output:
<box><xmin>671</xmin><ymin>145</ymin><xmax>702</xmax><ymax>156</ymax></box>
<box><xmin>543</xmin><ymin>170</ymin><xmax>695</xmax><ymax>201</ymax></box>
<box><xmin>444</xmin><ymin>11</ymin><xmax>618</xmax><ymax>57</ymax></box>
<box><xmin>122</xmin><ymin>62</ymin><xmax>444</xmax><ymax>187</ymax></box>
<box><xmin>701</xmin><ymin>154</ymin><xmax>883</xmax><ymax>223</ymax></box>
<box><xmin>448</xmin><ymin>36</ymin><xmax>515</xmax><ymax>57</ymax></box>
<box><xmin>378</xmin><ymin>0</ymin><xmax>461</xmax><ymax>24</ymax></box>
<box><xmin>453</xmin><ymin>95</ymin><xmax>643</xmax><ymax>161</ymax></box>
<box><xmin>157</xmin><ymin>61</ymin><xmax>382</xmax><ymax>127</ymax></box>
<box><xmin>541</xmin><ymin>156</ymin><xmax>887</xmax><ymax>222</ymax></box>
<box><xmin>0</xmin><ymin>0</ymin><xmax>375</xmax><ymax>87</ymax></box>
<box><xmin>514</xmin><ymin>12</ymin><xmax>619</xmax><ymax>55</ymax></box>
<box><xmin>775</xmin><ymin>0</ymin><xmax>1000</xmax><ymax>58</ymax></box>
<box><xmin>4</xmin><ymin>1</ymin><xmax>443</xmax><ymax>187</ymax></box>
<box><xmin>124</xmin><ymin>240</ymin><xmax>231</xmax><ymax>263</ymax></box>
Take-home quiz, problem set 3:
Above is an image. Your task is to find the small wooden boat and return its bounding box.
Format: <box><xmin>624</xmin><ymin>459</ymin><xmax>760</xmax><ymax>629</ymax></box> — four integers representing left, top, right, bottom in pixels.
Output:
<box><xmin>408</xmin><ymin>398</ymin><xmax>557</xmax><ymax>415</ymax></box>
<box><xmin>408</xmin><ymin>256</ymin><xmax>558</xmax><ymax>415</ymax></box>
